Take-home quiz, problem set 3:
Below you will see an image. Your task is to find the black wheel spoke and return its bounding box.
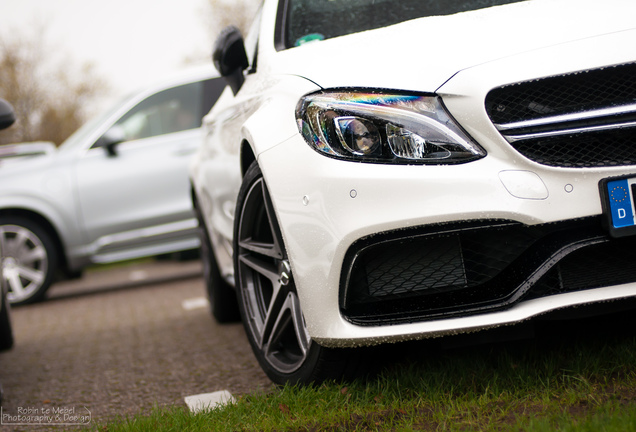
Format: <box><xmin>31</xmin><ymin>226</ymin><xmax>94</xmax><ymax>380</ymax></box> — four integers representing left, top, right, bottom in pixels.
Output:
<box><xmin>238</xmin><ymin>253</ymin><xmax>279</xmax><ymax>283</ymax></box>
<box><xmin>237</xmin><ymin>237</ymin><xmax>280</xmax><ymax>259</ymax></box>
<box><xmin>265</xmin><ymin>292</ymin><xmax>310</xmax><ymax>355</ymax></box>
<box><xmin>259</xmin><ymin>280</ymin><xmax>286</xmax><ymax>346</ymax></box>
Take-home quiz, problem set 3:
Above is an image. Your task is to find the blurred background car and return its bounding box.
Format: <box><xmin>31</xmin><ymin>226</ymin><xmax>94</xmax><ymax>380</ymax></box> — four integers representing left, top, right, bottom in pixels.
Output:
<box><xmin>0</xmin><ymin>66</ymin><xmax>225</xmax><ymax>305</ymax></box>
<box><xmin>0</xmin><ymin>142</ymin><xmax>56</xmax><ymax>166</ymax></box>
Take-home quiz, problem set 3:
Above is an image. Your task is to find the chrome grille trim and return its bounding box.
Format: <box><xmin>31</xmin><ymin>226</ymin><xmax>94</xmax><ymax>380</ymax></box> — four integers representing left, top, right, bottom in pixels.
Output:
<box><xmin>503</xmin><ymin>122</ymin><xmax>636</xmax><ymax>143</ymax></box>
<box><xmin>496</xmin><ymin>103</ymin><xmax>636</xmax><ymax>143</ymax></box>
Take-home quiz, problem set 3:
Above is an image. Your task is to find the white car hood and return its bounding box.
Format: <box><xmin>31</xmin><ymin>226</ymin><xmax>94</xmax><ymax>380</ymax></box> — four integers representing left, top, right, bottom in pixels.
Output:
<box><xmin>0</xmin><ymin>142</ymin><xmax>58</xmax><ymax>174</ymax></box>
<box><xmin>273</xmin><ymin>0</ymin><xmax>636</xmax><ymax>93</ymax></box>
<box><xmin>0</xmin><ymin>141</ymin><xmax>56</xmax><ymax>159</ymax></box>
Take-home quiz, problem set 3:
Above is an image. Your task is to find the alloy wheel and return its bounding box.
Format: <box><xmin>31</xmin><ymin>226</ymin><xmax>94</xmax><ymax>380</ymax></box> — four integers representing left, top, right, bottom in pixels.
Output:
<box><xmin>236</xmin><ymin>175</ymin><xmax>311</xmax><ymax>374</ymax></box>
<box><xmin>0</xmin><ymin>224</ymin><xmax>49</xmax><ymax>304</ymax></box>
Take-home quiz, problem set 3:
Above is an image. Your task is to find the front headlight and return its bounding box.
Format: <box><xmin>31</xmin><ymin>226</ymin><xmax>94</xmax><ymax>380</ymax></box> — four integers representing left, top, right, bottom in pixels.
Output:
<box><xmin>296</xmin><ymin>91</ymin><xmax>486</xmax><ymax>164</ymax></box>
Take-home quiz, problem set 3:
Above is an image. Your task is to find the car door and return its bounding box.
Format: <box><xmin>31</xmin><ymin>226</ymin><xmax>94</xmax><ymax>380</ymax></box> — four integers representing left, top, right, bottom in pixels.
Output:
<box><xmin>74</xmin><ymin>78</ymin><xmax>225</xmax><ymax>261</ymax></box>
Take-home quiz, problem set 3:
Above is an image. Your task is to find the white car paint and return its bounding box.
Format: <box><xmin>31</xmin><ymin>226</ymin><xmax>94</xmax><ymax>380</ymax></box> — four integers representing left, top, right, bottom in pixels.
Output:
<box><xmin>191</xmin><ymin>0</ymin><xmax>636</xmax><ymax>352</ymax></box>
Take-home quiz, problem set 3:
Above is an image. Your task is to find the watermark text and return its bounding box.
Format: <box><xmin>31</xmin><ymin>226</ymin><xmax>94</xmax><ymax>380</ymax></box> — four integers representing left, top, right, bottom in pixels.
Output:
<box><xmin>1</xmin><ymin>406</ymin><xmax>91</xmax><ymax>425</ymax></box>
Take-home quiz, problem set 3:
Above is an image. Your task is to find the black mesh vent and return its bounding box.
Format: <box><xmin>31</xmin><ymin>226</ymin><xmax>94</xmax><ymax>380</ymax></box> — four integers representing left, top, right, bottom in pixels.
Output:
<box><xmin>345</xmin><ymin>222</ymin><xmax>539</xmax><ymax>305</ymax></box>
<box><xmin>527</xmin><ymin>237</ymin><xmax>636</xmax><ymax>299</ymax></box>
<box><xmin>340</xmin><ymin>218</ymin><xmax>636</xmax><ymax>325</ymax></box>
<box><xmin>363</xmin><ymin>235</ymin><xmax>468</xmax><ymax>297</ymax></box>
<box><xmin>486</xmin><ymin>62</ymin><xmax>636</xmax><ymax>124</ymax></box>
<box><xmin>511</xmin><ymin>128</ymin><xmax>636</xmax><ymax>168</ymax></box>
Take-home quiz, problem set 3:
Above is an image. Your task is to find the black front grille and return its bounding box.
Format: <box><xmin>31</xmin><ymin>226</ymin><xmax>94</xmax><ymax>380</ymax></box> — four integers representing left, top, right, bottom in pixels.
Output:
<box><xmin>340</xmin><ymin>218</ymin><xmax>636</xmax><ymax>325</ymax></box>
<box><xmin>511</xmin><ymin>128</ymin><xmax>636</xmax><ymax>168</ymax></box>
<box><xmin>485</xmin><ymin>62</ymin><xmax>636</xmax><ymax>168</ymax></box>
<box><xmin>486</xmin><ymin>63</ymin><xmax>636</xmax><ymax>124</ymax></box>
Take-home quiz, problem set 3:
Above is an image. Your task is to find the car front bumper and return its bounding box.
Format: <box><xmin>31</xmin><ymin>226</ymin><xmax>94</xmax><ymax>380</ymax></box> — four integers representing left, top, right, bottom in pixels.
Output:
<box><xmin>259</xmin><ymin>131</ymin><xmax>636</xmax><ymax>348</ymax></box>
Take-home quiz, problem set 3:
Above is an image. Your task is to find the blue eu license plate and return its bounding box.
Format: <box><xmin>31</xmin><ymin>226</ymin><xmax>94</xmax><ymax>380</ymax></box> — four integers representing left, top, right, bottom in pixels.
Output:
<box><xmin>600</xmin><ymin>176</ymin><xmax>636</xmax><ymax>237</ymax></box>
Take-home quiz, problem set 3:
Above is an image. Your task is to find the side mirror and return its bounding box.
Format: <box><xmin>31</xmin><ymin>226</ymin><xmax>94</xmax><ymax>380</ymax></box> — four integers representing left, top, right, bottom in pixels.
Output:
<box><xmin>0</xmin><ymin>99</ymin><xmax>16</xmax><ymax>131</ymax></box>
<box><xmin>96</xmin><ymin>125</ymin><xmax>126</xmax><ymax>157</ymax></box>
<box><xmin>212</xmin><ymin>26</ymin><xmax>249</xmax><ymax>95</ymax></box>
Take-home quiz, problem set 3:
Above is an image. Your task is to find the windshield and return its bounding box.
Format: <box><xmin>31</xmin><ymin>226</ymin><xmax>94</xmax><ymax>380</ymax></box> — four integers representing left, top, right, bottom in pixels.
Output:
<box><xmin>282</xmin><ymin>0</ymin><xmax>526</xmax><ymax>48</ymax></box>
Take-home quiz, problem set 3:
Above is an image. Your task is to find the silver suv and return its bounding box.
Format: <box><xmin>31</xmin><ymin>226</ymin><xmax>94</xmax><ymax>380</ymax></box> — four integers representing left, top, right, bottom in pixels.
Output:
<box><xmin>0</xmin><ymin>67</ymin><xmax>224</xmax><ymax>305</ymax></box>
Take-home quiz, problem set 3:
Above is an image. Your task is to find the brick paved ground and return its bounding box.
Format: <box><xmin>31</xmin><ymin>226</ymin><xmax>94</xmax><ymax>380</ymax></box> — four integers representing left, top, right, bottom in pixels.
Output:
<box><xmin>0</xmin><ymin>260</ymin><xmax>272</xmax><ymax>431</ymax></box>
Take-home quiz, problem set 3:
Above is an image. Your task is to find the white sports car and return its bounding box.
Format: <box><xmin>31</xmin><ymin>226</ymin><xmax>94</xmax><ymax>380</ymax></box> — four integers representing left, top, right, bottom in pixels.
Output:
<box><xmin>190</xmin><ymin>0</ymin><xmax>636</xmax><ymax>384</ymax></box>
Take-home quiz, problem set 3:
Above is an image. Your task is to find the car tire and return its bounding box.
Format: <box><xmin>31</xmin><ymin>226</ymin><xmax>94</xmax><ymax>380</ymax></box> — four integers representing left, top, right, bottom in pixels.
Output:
<box><xmin>234</xmin><ymin>162</ymin><xmax>360</xmax><ymax>385</ymax></box>
<box><xmin>0</xmin><ymin>284</ymin><xmax>13</xmax><ymax>351</ymax></box>
<box><xmin>0</xmin><ymin>216</ymin><xmax>57</xmax><ymax>305</ymax></box>
<box><xmin>194</xmin><ymin>200</ymin><xmax>241</xmax><ymax>323</ymax></box>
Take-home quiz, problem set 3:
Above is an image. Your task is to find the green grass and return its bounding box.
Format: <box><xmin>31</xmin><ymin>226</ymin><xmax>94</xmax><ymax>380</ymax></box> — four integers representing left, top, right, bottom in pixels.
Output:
<box><xmin>91</xmin><ymin>313</ymin><xmax>636</xmax><ymax>431</ymax></box>
<box><xmin>84</xmin><ymin>257</ymin><xmax>156</xmax><ymax>273</ymax></box>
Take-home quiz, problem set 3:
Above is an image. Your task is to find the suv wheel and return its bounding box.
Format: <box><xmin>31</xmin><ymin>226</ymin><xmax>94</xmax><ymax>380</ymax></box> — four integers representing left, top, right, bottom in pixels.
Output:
<box><xmin>0</xmin><ymin>217</ymin><xmax>57</xmax><ymax>305</ymax></box>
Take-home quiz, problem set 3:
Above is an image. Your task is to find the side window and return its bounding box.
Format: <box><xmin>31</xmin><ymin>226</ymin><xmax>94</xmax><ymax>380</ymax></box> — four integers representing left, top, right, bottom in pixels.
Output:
<box><xmin>116</xmin><ymin>82</ymin><xmax>202</xmax><ymax>141</ymax></box>
<box><xmin>94</xmin><ymin>80</ymin><xmax>209</xmax><ymax>148</ymax></box>
<box><xmin>202</xmin><ymin>78</ymin><xmax>227</xmax><ymax>117</ymax></box>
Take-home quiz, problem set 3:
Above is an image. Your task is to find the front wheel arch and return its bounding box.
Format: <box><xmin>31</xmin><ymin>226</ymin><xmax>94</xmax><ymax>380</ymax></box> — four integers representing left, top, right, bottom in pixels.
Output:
<box><xmin>0</xmin><ymin>209</ymin><xmax>68</xmax><ymax>277</ymax></box>
<box><xmin>240</xmin><ymin>140</ymin><xmax>256</xmax><ymax>178</ymax></box>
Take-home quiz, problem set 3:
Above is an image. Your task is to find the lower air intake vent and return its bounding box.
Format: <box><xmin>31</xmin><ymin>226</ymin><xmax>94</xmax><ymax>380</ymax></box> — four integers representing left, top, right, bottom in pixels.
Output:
<box><xmin>340</xmin><ymin>218</ymin><xmax>635</xmax><ymax>325</ymax></box>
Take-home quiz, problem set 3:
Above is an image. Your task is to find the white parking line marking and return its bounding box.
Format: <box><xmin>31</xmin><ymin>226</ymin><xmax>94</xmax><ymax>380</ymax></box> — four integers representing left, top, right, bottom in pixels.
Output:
<box><xmin>185</xmin><ymin>390</ymin><xmax>235</xmax><ymax>413</ymax></box>
<box><xmin>129</xmin><ymin>270</ymin><xmax>148</xmax><ymax>281</ymax></box>
<box><xmin>182</xmin><ymin>297</ymin><xmax>209</xmax><ymax>310</ymax></box>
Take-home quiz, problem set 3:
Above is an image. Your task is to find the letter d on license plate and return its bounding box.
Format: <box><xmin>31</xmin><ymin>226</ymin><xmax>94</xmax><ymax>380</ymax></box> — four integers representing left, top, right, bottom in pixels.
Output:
<box><xmin>600</xmin><ymin>175</ymin><xmax>636</xmax><ymax>237</ymax></box>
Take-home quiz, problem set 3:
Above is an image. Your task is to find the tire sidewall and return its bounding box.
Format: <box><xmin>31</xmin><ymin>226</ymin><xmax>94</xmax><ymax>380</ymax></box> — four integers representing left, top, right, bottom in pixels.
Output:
<box><xmin>0</xmin><ymin>285</ymin><xmax>13</xmax><ymax>351</ymax></box>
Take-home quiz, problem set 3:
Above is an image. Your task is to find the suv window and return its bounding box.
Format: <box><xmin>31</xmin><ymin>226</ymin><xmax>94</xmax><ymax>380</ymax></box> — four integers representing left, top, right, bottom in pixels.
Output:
<box><xmin>281</xmin><ymin>0</ymin><xmax>526</xmax><ymax>49</ymax></box>
<box><xmin>94</xmin><ymin>78</ymin><xmax>225</xmax><ymax>146</ymax></box>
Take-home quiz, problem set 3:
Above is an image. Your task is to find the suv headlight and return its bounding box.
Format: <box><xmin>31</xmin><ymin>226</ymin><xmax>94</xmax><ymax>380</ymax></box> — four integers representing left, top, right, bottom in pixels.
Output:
<box><xmin>296</xmin><ymin>91</ymin><xmax>486</xmax><ymax>164</ymax></box>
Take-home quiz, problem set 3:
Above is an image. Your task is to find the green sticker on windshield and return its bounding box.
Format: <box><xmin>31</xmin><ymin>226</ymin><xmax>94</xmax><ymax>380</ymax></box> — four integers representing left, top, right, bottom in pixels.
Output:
<box><xmin>295</xmin><ymin>33</ymin><xmax>325</xmax><ymax>46</ymax></box>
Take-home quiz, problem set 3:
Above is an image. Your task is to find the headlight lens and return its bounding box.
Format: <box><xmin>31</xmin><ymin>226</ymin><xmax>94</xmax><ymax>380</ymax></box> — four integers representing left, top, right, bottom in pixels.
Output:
<box><xmin>296</xmin><ymin>91</ymin><xmax>486</xmax><ymax>164</ymax></box>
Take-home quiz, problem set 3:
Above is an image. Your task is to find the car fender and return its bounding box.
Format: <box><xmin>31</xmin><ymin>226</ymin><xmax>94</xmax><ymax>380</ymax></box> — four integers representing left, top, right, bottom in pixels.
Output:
<box><xmin>238</xmin><ymin>74</ymin><xmax>321</xmax><ymax>159</ymax></box>
<box><xmin>0</xmin><ymin>170</ymin><xmax>83</xmax><ymax>268</ymax></box>
<box><xmin>0</xmin><ymin>190</ymin><xmax>82</xmax><ymax>270</ymax></box>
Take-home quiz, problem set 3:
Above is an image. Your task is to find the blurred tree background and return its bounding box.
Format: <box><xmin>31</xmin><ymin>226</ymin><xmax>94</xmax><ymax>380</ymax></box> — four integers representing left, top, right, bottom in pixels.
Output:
<box><xmin>0</xmin><ymin>0</ymin><xmax>260</xmax><ymax>148</ymax></box>
<box><xmin>0</xmin><ymin>32</ymin><xmax>108</xmax><ymax>146</ymax></box>
<box><xmin>205</xmin><ymin>0</ymin><xmax>261</xmax><ymax>39</ymax></box>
